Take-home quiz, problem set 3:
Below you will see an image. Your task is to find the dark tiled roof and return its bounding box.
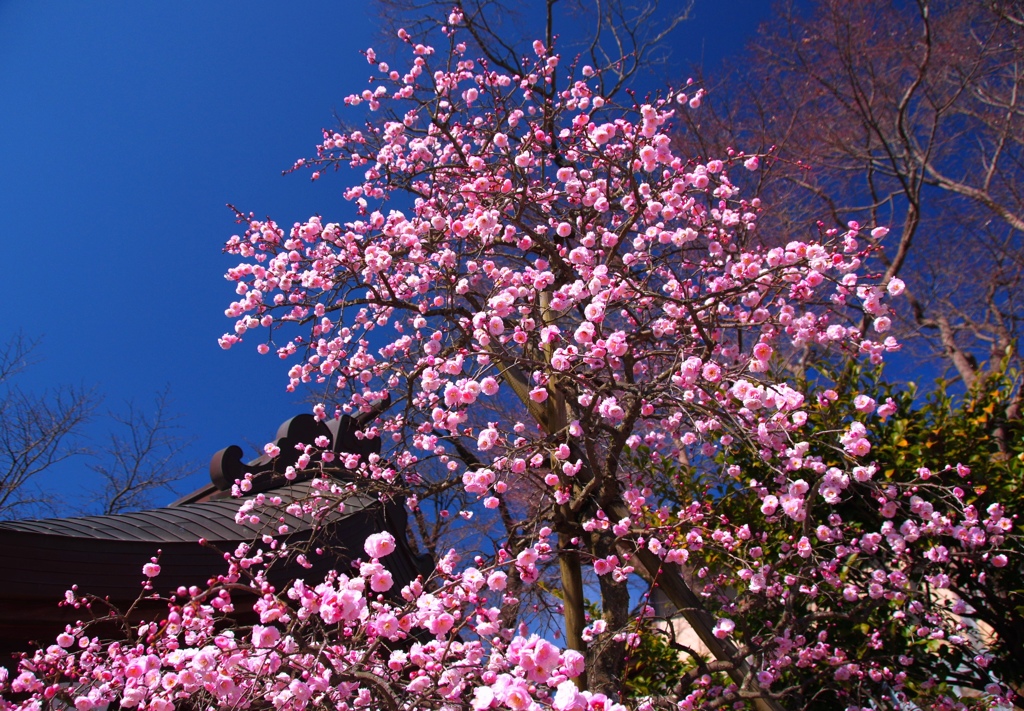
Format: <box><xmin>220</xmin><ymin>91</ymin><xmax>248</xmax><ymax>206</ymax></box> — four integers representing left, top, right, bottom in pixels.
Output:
<box><xmin>0</xmin><ymin>480</ymin><xmax>371</xmax><ymax>543</ymax></box>
<box><xmin>0</xmin><ymin>479</ymin><xmax>406</xmax><ymax>601</ymax></box>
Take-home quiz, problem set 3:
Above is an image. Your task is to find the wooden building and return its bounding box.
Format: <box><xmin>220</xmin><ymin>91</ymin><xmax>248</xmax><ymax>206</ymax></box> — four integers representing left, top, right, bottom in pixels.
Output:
<box><xmin>0</xmin><ymin>410</ymin><xmax>427</xmax><ymax>660</ymax></box>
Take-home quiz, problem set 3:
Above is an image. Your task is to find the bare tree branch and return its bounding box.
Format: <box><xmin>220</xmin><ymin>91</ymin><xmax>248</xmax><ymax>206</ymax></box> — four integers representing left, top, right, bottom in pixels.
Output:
<box><xmin>0</xmin><ymin>333</ymin><xmax>96</xmax><ymax>518</ymax></box>
<box><xmin>84</xmin><ymin>388</ymin><xmax>195</xmax><ymax>515</ymax></box>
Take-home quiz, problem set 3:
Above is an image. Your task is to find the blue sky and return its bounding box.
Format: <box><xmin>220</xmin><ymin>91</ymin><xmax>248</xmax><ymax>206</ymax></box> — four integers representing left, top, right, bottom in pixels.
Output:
<box><xmin>0</xmin><ymin>0</ymin><xmax>778</xmax><ymax>507</ymax></box>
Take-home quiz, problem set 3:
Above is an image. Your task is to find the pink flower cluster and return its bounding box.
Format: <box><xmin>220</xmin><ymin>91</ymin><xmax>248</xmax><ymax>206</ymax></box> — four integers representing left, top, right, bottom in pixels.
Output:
<box><xmin>212</xmin><ymin>23</ymin><xmax>1016</xmax><ymax>706</ymax></box>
